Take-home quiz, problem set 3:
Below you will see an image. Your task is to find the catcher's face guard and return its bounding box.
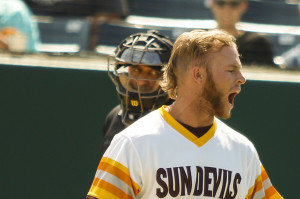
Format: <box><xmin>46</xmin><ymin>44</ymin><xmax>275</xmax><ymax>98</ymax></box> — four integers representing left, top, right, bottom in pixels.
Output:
<box><xmin>107</xmin><ymin>30</ymin><xmax>172</xmax><ymax>126</ymax></box>
<box><xmin>108</xmin><ymin>57</ymin><xmax>168</xmax><ymax>126</ymax></box>
<box><xmin>116</xmin><ymin>63</ymin><xmax>162</xmax><ymax>94</ymax></box>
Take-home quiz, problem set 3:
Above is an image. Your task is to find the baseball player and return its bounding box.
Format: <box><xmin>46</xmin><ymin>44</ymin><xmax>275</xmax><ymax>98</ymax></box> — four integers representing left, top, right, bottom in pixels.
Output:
<box><xmin>86</xmin><ymin>29</ymin><xmax>282</xmax><ymax>198</ymax></box>
<box><xmin>101</xmin><ymin>30</ymin><xmax>173</xmax><ymax>153</ymax></box>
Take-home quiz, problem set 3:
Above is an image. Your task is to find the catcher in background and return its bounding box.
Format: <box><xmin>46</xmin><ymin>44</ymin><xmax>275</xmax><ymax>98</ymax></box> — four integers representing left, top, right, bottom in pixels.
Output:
<box><xmin>86</xmin><ymin>29</ymin><xmax>283</xmax><ymax>199</ymax></box>
<box><xmin>101</xmin><ymin>30</ymin><xmax>173</xmax><ymax>153</ymax></box>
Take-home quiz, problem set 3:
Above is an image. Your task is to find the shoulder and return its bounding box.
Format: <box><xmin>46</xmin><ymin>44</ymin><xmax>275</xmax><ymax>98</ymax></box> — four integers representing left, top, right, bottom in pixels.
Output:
<box><xmin>215</xmin><ymin>119</ymin><xmax>261</xmax><ymax>170</ymax></box>
<box><xmin>105</xmin><ymin>109</ymin><xmax>167</xmax><ymax>159</ymax></box>
<box><xmin>102</xmin><ymin>105</ymin><xmax>124</xmax><ymax>135</ymax></box>
<box><xmin>215</xmin><ymin>119</ymin><xmax>257</xmax><ymax>152</ymax></box>
<box><xmin>104</xmin><ymin>109</ymin><xmax>163</xmax><ymax>152</ymax></box>
<box><xmin>105</xmin><ymin>105</ymin><xmax>122</xmax><ymax>121</ymax></box>
<box><xmin>103</xmin><ymin>105</ymin><xmax>122</xmax><ymax>128</ymax></box>
<box><xmin>117</xmin><ymin>110</ymin><xmax>164</xmax><ymax>140</ymax></box>
<box><xmin>237</xmin><ymin>32</ymin><xmax>270</xmax><ymax>45</ymax></box>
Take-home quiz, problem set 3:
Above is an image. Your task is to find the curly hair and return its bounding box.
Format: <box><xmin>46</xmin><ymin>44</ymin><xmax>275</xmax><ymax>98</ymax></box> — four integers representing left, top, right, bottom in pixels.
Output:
<box><xmin>160</xmin><ymin>29</ymin><xmax>237</xmax><ymax>99</ymax></box>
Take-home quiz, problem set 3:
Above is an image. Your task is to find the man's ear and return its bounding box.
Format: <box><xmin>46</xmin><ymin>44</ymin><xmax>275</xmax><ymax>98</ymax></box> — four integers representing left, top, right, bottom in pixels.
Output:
<box><xmin>192</xmin><ymin>66</ymin><xmax>204</xmax><ymax>83</ymax></box>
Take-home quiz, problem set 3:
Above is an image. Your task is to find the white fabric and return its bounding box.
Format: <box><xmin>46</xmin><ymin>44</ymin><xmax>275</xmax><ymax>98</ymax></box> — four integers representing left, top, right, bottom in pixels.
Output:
<box><xmin>101</xmin><ymin>107</ymin><xmax>263</xmax><ymax>198</ymax></box>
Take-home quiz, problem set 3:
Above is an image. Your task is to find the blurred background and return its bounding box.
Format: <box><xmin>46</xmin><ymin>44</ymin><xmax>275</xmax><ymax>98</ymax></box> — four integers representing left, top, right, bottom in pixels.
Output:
<box><xmin>3</xmin><ymin>0</ymin><xmax>300</xmax><ymax>67</ymax></box>
<box><xmin>1</xmin><ymin>0</ymin><xmax>299</xmax><ymax>198</ymax></box>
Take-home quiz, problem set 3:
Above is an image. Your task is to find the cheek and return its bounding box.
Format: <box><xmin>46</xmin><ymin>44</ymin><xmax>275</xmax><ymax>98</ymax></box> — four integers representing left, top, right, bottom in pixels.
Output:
<box><xmin>213</xmin><ymin>70</ymin><xmax>227</xmax><ymax>82</ymax></box>
<box><xmin>212</xmin><ymin>7</ymin><xmax>222</xmax><ymax>16</ymax></box>
<box><xmin>232</xmin><ymin>10</ymin><xmax>243</xmax><ymax>19</ymax></box>
<box><xmin>214</xmin><ymin>76</ymin><xmax>231</xmax><ymax>93</ymax></box>
<box><xmin>130</xmin><ymin>79</ymin><xmax>137</xmax><ymax>86</ymax></box>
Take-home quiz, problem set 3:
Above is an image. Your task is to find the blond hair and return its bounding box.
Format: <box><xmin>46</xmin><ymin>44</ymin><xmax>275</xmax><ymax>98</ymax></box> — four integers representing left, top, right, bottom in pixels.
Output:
<box><xmin>160</xmin><ymin>29</ymin><xmax>236</xmax><ymax>99</ymax></box>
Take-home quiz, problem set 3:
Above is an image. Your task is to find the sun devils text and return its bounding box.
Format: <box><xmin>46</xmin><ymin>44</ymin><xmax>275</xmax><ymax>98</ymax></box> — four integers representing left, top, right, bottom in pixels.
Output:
<box><xmin>156</xmin><ymin>166</ymin><xmax>242</xmax><ymax>198</ymax></box>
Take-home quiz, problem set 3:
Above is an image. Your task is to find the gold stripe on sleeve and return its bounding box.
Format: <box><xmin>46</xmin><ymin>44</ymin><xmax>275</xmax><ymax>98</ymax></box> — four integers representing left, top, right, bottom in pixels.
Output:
<box><xmin>246</xmin><ymin>174</ymin><xmax>263</xmax><ymax>199</ymax></box>
<box><xmin>261</xmin><ymin>166</ymin><xmax>283</xmax><ymax>198</ymax></box>
<box><xmin>99</xmin><ymin>157</ymin><xmax>129</xmax><ymax>174</ymax></box>
<box><xmin>99</xmin><ymin>157</ymin><xmax>141</xmax><ymax>195</ymax></box>
<box><xmin>261</xmin><ymin>166</ymin><xmax>268</xmax><ymax>181</ymax></box>
<box><xmin>246</xmin><ymin>185</ymin><xmax>254</xmax><ymax>199</ymax></box>
<box><xmin>89</xmin><ymin>178</ymin><xmax>133</xmax><ymax>199</ymax></box>
<box><xmin>246</xmin><ymin>166</ymin><xmax>283</xmax><ymax>199</ymax></box>
<box><xmin>266</xmin><ymin>186</ymin><xmax>283</xmax><ymax>199</ymax></box>
<box><xmin>88</xmin><ymin>185</ymin><xmax>119</xmax><ymax>199</ymax></box>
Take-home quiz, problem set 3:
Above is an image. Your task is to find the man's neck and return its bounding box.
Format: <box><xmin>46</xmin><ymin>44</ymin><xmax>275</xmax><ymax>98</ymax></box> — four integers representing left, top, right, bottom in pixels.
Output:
<box><xmin>218</xmin><ymin>26</ymin><xmax>241</xmax><ymax>38</ymax></box>
<box><xmin>166</xmin><ymin>99</ymin><xmax>214</xmax><ymax>128</ymax></box>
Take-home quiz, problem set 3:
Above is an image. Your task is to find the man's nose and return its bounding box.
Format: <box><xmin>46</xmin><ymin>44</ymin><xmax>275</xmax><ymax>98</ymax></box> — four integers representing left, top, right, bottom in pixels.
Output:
<box><xmin>138</xmin><ymin>79</ymin><xmax>150</xmax><ymax>86</ymax></box>
<box><xmin>136</xmin><ymin>71</ymin><xmax>150</xmax><ymax>79</ymax></box>
<box><xmin>237</xmin><ymin>72</ymin><xmax>246</xmax><ymax>85</ymax></box>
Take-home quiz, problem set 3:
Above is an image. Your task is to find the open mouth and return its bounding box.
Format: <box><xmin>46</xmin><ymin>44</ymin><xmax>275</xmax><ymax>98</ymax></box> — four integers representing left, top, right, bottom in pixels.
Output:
<box><xmin>228</xmin><ymin>92</ymin><xmax>239</xmax><ymax>105</ymax></box>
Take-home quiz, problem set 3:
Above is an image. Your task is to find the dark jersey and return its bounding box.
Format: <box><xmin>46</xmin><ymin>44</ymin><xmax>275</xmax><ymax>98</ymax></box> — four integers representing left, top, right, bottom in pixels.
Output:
<box><xmin>237</xmin><ymin>31</ymin><xmax>274</xmax><ymax>66</ymax></box>
<box><xmin>102</xmin><ymin>105</ymin><xmax>125</xmax><ymax>153</ymax></box>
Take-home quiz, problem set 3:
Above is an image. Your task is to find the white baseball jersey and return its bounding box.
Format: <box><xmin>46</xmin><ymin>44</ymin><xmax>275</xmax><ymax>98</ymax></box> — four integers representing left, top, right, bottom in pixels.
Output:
<box><xmin>88</xmin><ymin>106</ymin><xmax>282</xmax><ymax>199</ymax></box>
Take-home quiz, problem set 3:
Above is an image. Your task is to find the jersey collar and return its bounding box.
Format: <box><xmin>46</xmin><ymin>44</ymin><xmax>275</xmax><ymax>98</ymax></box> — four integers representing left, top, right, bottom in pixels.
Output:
<box><xmin>158</xmin><ymin>106</ymin><xmax>217</xmax><ymax>147</ymax></box>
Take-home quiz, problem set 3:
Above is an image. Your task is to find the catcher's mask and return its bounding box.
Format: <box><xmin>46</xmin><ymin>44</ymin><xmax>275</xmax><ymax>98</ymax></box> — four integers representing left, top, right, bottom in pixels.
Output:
<box><xmin>108</xmin><ymin>30</ymin><xmax>173</xmax><ymax>126</ymax></box>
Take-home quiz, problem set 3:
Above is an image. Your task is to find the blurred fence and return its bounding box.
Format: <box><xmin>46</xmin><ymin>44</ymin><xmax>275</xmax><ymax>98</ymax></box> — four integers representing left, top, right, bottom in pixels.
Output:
<box><xmin>30</xmin><ymin>0</ymin><xmax>300</xmax><ymax>57</ymax></box>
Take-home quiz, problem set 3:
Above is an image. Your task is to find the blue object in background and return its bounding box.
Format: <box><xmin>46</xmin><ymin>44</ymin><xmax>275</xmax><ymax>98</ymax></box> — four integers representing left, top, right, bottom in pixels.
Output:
<box><xmin>0</xmin><ymin>0</ymin><xmax>40</xmax><ymax>52</ymax></box>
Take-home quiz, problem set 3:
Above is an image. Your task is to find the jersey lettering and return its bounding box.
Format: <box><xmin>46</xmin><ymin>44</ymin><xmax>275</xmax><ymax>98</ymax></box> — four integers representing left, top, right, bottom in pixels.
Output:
<box><xmin>156</xmin><ymin>166</ymin><xmax>242</xmax><ymax>198</ymax></box>
<box><xmin>156</xmin><ymin>168</ymin><xmax>168</xmax><ymax>197</ymax></box>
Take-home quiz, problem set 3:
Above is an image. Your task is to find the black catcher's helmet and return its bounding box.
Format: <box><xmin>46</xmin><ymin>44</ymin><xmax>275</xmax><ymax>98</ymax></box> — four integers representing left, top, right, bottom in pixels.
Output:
<box><xmin>108</xmin><ymin>30</ymin><xmax>173</xmax><ymax>126</ymax></box>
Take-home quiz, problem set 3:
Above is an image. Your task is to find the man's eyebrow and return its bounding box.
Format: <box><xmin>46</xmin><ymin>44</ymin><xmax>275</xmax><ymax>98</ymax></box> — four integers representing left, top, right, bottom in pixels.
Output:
<box><xmin>229</xmin><ymin>64</ymin><xmax>242</xmax><ymax>69</ymax></box>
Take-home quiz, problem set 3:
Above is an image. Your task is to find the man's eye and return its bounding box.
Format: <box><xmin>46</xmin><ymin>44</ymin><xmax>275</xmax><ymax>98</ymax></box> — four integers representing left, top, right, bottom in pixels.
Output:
<box><xmin>131</xmin><ymin>68</ymin><xmax>141</xmax><ymax>73</ymax></box>
<box><xmin>150</xmin><ymin>71</ymin><xmax>160</xmax><ymax>76</ymax></box>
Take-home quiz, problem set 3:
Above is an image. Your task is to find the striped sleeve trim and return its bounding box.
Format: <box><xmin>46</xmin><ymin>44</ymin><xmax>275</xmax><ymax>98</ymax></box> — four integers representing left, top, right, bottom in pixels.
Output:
<box><xmin>246</xmin><ymin>175</ymin><xmax>263</xmax><ymax>199</ymax></box>
<box><xmin>246</xmin><ymin>166</ymin><xmax>283</xmax><ymax>199</ymax></box>
<box><xmin>88</xmin><ymin>178</ymin><xmax>133</xmax><ymax>199</ymax></box>
<box><xmin>98</xmin><ymin>157</ymin><xmax>141</xmax><ymax>195</ymax></box>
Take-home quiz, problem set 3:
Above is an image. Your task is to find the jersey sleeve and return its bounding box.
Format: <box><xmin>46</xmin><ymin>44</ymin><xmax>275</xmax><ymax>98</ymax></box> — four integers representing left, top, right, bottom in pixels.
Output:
<box><xmin>246</xmin><ymin>165</ymin><xmax>283</xmax><ymax>199</ymax></box>
<box><xmin>245</xmin><ymin>149</ymin><xmax>283</xmax><ymax>199</ymax></box>
<box><xmin>87</xmin><ymin>133</ymin><xmax>142</xmax><ymax>199</ymax></box>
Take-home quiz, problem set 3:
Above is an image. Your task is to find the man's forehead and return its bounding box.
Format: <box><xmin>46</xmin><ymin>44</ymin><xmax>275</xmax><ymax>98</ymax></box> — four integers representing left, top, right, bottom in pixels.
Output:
<box><xmin>228</xmin><ymin>63</ymin><xmax>242</xmax><ymax>69</ymax></box>
<box><xmin>129</xmin><ymin>64</ymin><xmax>161</xmax><ymax>71</ymax></box>
<box><xmin>208</xmin><ymin>46</ymin><xmax>241</xmax><ymax>66</ymax></box>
